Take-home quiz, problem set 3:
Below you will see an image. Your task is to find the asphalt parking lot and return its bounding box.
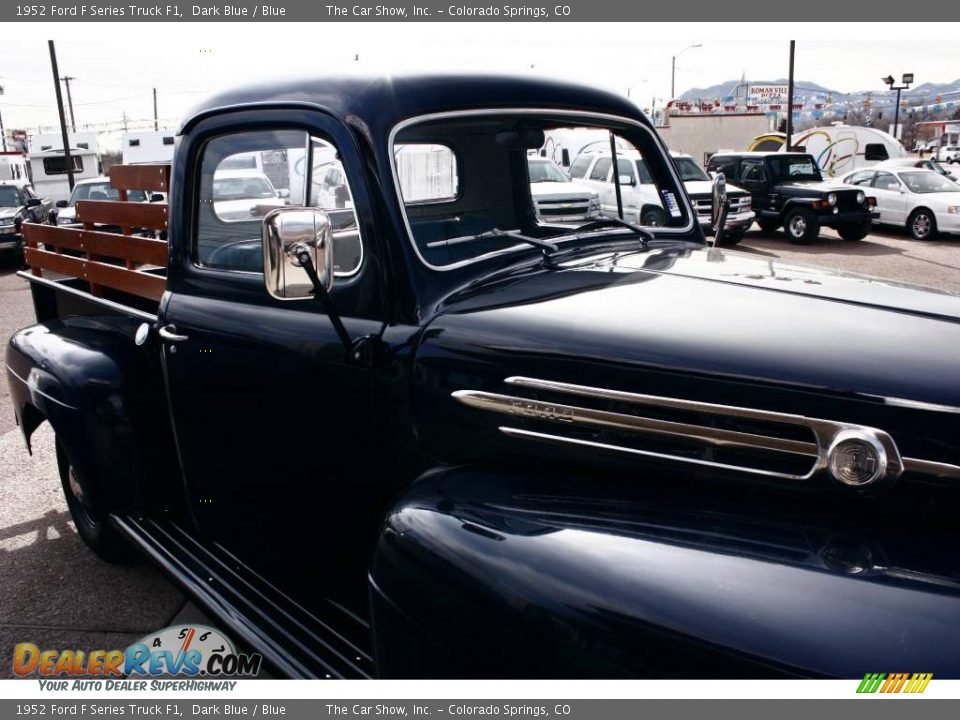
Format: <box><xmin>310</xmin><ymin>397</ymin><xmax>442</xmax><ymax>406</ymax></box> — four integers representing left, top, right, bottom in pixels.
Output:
<box><xmin>0</xmin><ymin>225</ymin><xmax>957</xmax><ymax>677</ymax></box>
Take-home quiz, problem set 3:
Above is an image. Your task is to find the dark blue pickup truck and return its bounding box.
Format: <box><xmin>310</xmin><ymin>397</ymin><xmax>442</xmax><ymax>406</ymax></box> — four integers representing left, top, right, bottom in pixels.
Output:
<box><xmin>6</xmin><ymin>75</ymin><xmax>960</xmax><ymax>679</ymax></box>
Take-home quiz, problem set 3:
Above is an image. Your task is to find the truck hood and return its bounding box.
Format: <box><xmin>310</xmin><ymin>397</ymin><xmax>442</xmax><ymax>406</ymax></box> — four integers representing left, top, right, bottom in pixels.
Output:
<box><xmin>683</xmin><ymin>179</ymin><xmax>748</xmax><ymax>197</ymax></box>
<box><xmin>530</xmin><ymin>181</ymin><xmax>595</xmax><ymax>200</ymax></box>
<box><xmin>413</xmin><ymin>244</ymin><xmax>960</xmax><ymax>491</ymax></box>
<box><xmin>0</xmin><ymin>206</ymin><xmax>21</xmax><ymax>220</ymax></box>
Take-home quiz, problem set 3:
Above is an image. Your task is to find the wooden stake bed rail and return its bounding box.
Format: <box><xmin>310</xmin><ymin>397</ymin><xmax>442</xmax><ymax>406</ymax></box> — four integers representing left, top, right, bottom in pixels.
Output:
<box><xmin>23</xmin><ymin>164</ymin><xmax>171</xmax><ymax>303</ymax></box>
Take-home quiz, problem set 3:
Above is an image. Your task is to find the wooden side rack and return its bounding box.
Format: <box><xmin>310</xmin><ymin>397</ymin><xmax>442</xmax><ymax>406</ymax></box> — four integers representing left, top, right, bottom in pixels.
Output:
<box><xmin>23</xmin><ymin>164</ymin><xmax>171</xmax><ymax>302</ymax></box>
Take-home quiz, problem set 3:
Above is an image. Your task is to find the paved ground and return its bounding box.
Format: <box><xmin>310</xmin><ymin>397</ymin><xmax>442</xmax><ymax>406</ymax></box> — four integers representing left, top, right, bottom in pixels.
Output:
<box><xmin>0</xmin><ymin>225</ymin><xmax>956</xmax><ymax>677</ymax></box>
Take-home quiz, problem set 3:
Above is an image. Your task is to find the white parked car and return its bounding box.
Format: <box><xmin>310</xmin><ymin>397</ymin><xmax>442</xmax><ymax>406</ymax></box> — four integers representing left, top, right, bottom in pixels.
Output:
<box><xmin>568</xmin><ymin>149</ymin><xmax>754</xmax><ymax>244</ymax></box>
<box><xmin>936</xmin><ymin>145</ymin><xmax>960</xmax><ymax>164</ymax></box>
<box><xmin>212</xmin><ymin>169</ymin><xmax>288</xmax><ymax>222</ymax></box>
<box><xmin>526</xmin><ymin>157</ymin><xmax>599</xmax><ymax>224</ymax></box>
<box><xmin>840</xmin><ymin>167</ymin><xmax>960</xmax><ymax>240</ymax></box>
<box><xmin>873</xmin><ymin>158</ymin><xmax>957</xmax><ymax>184</ymax></box>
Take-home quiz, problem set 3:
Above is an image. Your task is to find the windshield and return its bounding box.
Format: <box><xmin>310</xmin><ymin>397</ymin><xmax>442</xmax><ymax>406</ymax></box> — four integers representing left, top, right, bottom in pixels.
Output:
<box><xmin>0</xmin><ymin>186</ymin><xmax>21</xmax><ymax>207</ymax></box>
<box><xmin>527</xmin><ymin>158</ymin><xmax>569</xmax><ymax>183</ymax></box>
<box><xmin>213</xmin><ymin>175</ymin><xmax>277</xmax><ymax>201</ymax></box>
<box><xmin>774</xmin><ymin>155</ymin><xmax>822</xmax><ymax>181</ymax></box>
<box><xmin>900</xmin><ymin>171</ymin><xmax>959</xmax><ymax>194</ymax></box>
<box><xmin>393</xmin><ymin>113</ymin><xmax>692</xmax><ymax>270</ymax></box>
<box><xmin>673</xmin><ymin>157</ymin><xmax>709</xmax><ymax>182</ymax></box>
<box><xmin>69</xmin><ymin>183</ymin><xmax>147</xmax><ymax>205</ymax></box>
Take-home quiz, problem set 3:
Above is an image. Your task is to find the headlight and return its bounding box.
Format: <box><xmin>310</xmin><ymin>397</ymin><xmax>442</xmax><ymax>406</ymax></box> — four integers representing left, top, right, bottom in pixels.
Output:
<box><xmin>947</xmin><ymin>206</ymin><xmax>960</xmax><ymax>214</ymax></box>
<box><xmin>827</xmin><ymin>193</ymin><xmax>837</xmax><ymax>207</ymax></box>
<box><xmin>0</xmin><ymin>217</ymin><xmax>16</xmax><ymax>227</ymax></box>
<box><xmin>856</xmin><ymin>191</ymin><xmax>865</xmax><ymax>205</ymax></box>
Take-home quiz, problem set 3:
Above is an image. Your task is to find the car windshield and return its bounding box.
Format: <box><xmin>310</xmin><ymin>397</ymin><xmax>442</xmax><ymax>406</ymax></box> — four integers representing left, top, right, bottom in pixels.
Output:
<box><xmin>213</xmin><ymin>176</ymin><xmax>276</xmax><ymax>201</ymax></box>
<box><xmin>0</xmin><ymin>186</ymin><xmax>21</xmax><ymax>207</ymax></box>
<box><xmin>69</xmin><ymin>183</ymin><xmax>147</xmax><ymax>205</ymax></box>
<box><xmin>900</xmin><ymin>171</ymin><xmax>959</xmax><ymax>194</ymax></box>
<box><xmin>527</xmin><ymin>159</ymin><xmax>569</xmax><ymax>183</ymax></box>
<box><xmin>775</xmin><ymin>156</ymin><xmax>822</xmax><ymax>181</ymax></box>
<box><xmin>673</xmin><ymin>157</ymin><xmax>709</xmax><ymax>182</ymax></box>
<box><xmin>393</xmin><ymin>113</ymin><xmax>692</xmax><ymax>270</ymax></box>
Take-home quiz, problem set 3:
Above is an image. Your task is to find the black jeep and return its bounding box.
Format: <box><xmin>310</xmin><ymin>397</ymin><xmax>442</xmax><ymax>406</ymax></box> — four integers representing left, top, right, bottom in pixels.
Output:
<box><xmin>707</xmin><ymin>151</ymin><xmax>876</xmax><ymax>243</ymax></box>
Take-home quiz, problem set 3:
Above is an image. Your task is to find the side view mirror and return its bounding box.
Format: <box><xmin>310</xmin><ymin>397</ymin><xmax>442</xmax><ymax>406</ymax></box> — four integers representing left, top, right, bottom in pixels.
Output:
<box><xmin>617</xmin><ymin>174</ymin><xmax>636</xmax><ymax>187</ymax></box>
<box><xmin>262</xmin><ymin>207</ymin><xmax>334</xmax><ymax>300</ymax></box>
<box><xmin>56</xmin><ymin>200</ymin><xmax>68</xmax><ymax>208</ymax></box>
<box><xmin>26</xmin><ymin>198</ymin><xmax>42</xmax><ymax>208</ymax></box>
<box><xmin>711</xmin><ymin>173</ymin><xmax>729</xmax><ymax>245</ymax></box>
<box><xmin>277</xmin><ymin>188</ymin><xmax>291</xmax><ymax>199</ymax></box>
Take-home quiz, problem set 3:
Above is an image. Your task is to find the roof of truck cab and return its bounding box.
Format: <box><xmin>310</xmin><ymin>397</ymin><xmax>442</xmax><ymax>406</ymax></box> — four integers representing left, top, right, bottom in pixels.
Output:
<box><xmin>178</xmin><ymin>74</ymin><xmax>651</xmax><ymax>137</ymax></box>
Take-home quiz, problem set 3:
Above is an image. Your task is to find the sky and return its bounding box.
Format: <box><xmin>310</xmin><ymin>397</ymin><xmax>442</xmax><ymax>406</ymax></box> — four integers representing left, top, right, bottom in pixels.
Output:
<box><xmin>0</xmin><ymin>22</ymin><xmax>956</xmax><ymax>139</ymax></box>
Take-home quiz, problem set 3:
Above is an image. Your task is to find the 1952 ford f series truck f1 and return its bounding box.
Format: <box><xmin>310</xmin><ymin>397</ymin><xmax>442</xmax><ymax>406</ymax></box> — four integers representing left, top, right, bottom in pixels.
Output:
<box><xmin>6</xmin><ymin>75</ymin><xmax>960</xmax><ymax>679</ymax></box>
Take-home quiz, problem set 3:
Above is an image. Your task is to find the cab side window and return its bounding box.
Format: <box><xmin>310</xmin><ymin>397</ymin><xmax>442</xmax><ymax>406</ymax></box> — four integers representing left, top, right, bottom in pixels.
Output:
<box><xmin>196</xmin><ymin>130</ymin><xmax>363</xmax><ymax>276</ymax></box>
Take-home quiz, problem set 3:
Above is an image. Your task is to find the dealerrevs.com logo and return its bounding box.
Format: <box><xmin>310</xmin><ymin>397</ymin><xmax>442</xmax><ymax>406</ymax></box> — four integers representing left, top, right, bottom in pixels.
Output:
<box><xmin>13</xmin><ymin>624</ymin><xmax>262</xmax><ymax>683</ymax></box>
<box><xmin>857</xmin><ymin>673</ymin><xmax>934</xmax><ymax>694</ymax></box>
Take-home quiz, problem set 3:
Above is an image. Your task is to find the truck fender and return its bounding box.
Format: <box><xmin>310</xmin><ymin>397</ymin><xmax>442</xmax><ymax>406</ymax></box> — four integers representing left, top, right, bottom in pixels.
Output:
<box><xmin>5</xmin><ymin>316</ymin><xmax>177</xmax><ymax>514</ymax></box>
<box><xmin>369</xmin><ymin>465</ymin><xmax>960</xmax><ymax>678</ymax></box>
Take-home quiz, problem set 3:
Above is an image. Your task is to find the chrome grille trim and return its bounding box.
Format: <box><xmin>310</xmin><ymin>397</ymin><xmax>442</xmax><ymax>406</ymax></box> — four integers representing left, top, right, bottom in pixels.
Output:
<box><xmin>499</xmin><ymin>426</ymin><xmax>809</xmax><ymax>481</ymax></box>
<box><xmin>454</xmin><ymin>390</ymin><xmax>818</xmax><ymax>459</ymax></box>
<box><xmin>451</xmin><ymin>376</ymin><xmax>960</xmax><ymax>485</ymax></box>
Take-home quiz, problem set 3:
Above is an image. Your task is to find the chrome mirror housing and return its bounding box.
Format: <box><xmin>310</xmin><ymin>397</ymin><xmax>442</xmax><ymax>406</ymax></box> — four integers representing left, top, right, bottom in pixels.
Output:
<box><xmin>711</xmin><ymin>172</ymin><xmax>729</xmax><ymax>246</ymax></box>
<box><xmin>262</xmin><ymin>207</ymin><xmax>334</xmax><ymax>300</ymax></box>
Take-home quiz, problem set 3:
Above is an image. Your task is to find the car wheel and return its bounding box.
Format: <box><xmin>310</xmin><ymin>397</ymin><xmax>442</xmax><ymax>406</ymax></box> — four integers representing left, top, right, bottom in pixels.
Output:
<box><xmin>784</xmin><ymin>209</ymin><xmax>819</xmax><ymax>244</ymax></box>
<box><xmin>716</xmin><ymin>230</ymin><xmax>744</xmax><ymax>247</ymax></box>
<box><xmin>56</xmin><ymin>439</ymin><xmax>134</xmax><ymax>564</ymax></box>
<box><xmin>640</xmin><ymin>207</ymin><xmax>666</xmax><ymax>227</ymax></box>
<box><xmin>837</xmin><ymin>221</ymin><xmax>870</xmax><ymax>242</ymax></box>
<box><xmin>907</xmin><ymin>208</ymin><xmax>937</xmax><ymax>240</ymax></box>
<box><xmin>756</xmin><ymin>217</ymin><xmax>780</xmax><ymax>233</ymax></box>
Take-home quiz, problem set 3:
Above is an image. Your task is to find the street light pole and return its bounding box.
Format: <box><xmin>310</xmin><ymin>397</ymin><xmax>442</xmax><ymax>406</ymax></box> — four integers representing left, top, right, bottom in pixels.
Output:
<box><xmin>882</xmin><ymin>73</ymin><xmax>913</xmax><ymax>140</ymax></box>
<box><xmin>671</xmin><ymin>43</ymin><xmax>702</xmax><ymax>99</ymax></box>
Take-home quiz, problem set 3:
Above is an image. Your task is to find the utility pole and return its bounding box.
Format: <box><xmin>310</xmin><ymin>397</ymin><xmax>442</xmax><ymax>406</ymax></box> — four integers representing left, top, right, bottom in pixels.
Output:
<box><xmin>0</xmin><ymin>82</ymin><xmax>6</xmax><ymax>152</ymax></box>
<box><xmin>61</xmin><ymin>75</ymin><xmax>76</xmax><ymax>131</ymax></box>
<box><xmin>48</xmin><ymin>40</ymin><xmax>76</xmax><ymax>192</ymax></box>
<box><xmin>122</xmin><ymin>109</ymin><xmax>128</xmax><ymax>133</ymax></box>
<box><xmin>153</xmin><ymin>87</ymin><xmax>158</xmax><ymax>131</ymax></box>
<box><xmin>785</xmin><ymin>40</ymin><xmax>796</xmax><ymax>150</ymax></box>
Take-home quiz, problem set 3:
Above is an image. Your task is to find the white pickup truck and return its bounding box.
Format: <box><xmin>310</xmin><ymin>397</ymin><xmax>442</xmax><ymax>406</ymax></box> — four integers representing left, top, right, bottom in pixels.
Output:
<box><xmin>527</xmin><ymin>156</ymin><xmax>600</xmax><ymax>224</ymax></box>
<box><xmin>567</xmin><ymin>149</ymin><xmax>755</xmax><ymax>245</ymax></box>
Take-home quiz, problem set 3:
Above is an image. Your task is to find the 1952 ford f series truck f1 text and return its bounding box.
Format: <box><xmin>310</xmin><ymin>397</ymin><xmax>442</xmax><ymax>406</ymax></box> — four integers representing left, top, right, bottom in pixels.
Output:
<box><xmin>6</xmin><ymin>75</ymin><xmax>960</xmax><ymax>679</ymax></box>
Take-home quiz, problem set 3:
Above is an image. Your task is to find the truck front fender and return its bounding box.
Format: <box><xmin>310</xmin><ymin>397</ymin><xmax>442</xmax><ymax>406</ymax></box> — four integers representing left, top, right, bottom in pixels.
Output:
<box><xmin>369</xmin><ymin>465</ymin><xmax>960</xmax><ymax>678</ymax></box>
<box><xmin>5</xmin><ymin>315</ymin><xmax>177</xmax><ymax>514</ymax></box>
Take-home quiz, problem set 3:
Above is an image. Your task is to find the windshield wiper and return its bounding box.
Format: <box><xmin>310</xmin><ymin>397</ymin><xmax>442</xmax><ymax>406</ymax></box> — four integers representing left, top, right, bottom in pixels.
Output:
<box><xmin>426</xmin><ymin>228</ymin><xmax>558</xmax><ymax>257</ymax></box>
<box><xmin>549</xmin><ymin>217</ymin><xmax>654</xmax><ymax>247</ymax></box>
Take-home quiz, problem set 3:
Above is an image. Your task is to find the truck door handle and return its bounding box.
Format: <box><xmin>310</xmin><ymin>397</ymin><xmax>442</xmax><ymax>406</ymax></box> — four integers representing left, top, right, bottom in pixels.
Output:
<box><xmin>158</xmin><ymin>324</ymin><xmax>189</xmax><ymax>343</ymax></box>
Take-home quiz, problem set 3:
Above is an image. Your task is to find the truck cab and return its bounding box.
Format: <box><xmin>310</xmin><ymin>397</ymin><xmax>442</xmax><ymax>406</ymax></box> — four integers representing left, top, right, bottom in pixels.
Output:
<box><xmin>7</xmin><ymin>75</ymin><xmax>960</xmax><ymax>679</ymax></box>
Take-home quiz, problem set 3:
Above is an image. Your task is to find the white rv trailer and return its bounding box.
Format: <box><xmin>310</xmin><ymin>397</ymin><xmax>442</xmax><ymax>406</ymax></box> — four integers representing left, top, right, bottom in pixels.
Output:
<box><xmin>0</xmin><ymin>152</ymin><xmax>29</xmax><ymax>182</ymax></box>
<box><xmin>789</xmin><ymin>124</ymin><xmax>906</xmax><ymax>177</ymax></box>
<box><xmin>122</xmin><ymin>131</ymin><xmax>177</xmax><ymax>165</ymax></box>
<box><xmin>27</xmin><ymin>132</ymin><xmax>101</xmax><ymax>203</ymax></box>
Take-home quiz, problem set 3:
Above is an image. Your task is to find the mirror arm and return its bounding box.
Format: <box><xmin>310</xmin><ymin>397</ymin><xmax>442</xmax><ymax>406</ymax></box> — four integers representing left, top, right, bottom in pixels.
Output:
<box><xmin>292</xmin><ymin>244</ymin><xmax>355</xmax><ymax>361</ymax></box>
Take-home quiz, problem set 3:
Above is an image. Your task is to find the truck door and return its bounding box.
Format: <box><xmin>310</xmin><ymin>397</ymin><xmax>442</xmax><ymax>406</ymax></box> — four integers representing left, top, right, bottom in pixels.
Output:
<box><xmin>159</xmin><ymin>113</ymin><xmax>385</xmax><ymax>591</ymax></box>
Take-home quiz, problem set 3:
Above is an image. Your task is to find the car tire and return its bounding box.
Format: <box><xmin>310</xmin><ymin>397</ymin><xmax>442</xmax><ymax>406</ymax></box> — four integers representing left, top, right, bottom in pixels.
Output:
<box><xmin>716</xmin><ymin>230</ymin><xmax>744</xmax><ymax>246</ymax></box>
<box><xmin>907</xmin><ymin>208</ymin><xmax>937</xmax><ymax>240</ymax></box>
<box><xmin>837</xmin><ymin>221</ymin><xmax>870</xmax><ymax>242</ymax></box>
<box><xmin>756</xmin><ymin>217</ymin><xmax>780</xmax><ymax>233</ymax></box>
<box><xmin>56</xmin><ymin>439</ymin><xmax>135</xmax><ymax>564</ymax></box>
<box><xmin>640</xmin><ymin>207</ymin><xmax>666</xmax><ymax>227</ymax></box>
<box><xmin>784</xmin><ymin>209</ymin><xmax>819</xmax><ymax>244</ymax></box>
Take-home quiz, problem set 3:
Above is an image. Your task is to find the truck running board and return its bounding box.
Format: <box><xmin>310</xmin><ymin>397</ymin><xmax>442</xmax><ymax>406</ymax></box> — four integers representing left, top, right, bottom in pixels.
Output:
<box><xmin>111</xmin><ymin>515</ymin><xmax>374</xmax><ymax>679</ymax></box>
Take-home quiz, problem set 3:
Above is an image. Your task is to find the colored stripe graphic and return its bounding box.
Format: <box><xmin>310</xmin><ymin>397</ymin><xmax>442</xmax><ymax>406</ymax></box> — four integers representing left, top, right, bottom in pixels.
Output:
<box><xmin>857</xmin><ymin>672</ymin><xmax>932</xmax><ymax>694</ymax></box>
